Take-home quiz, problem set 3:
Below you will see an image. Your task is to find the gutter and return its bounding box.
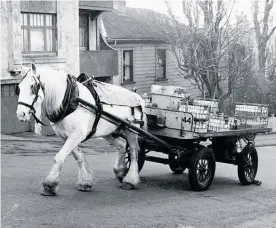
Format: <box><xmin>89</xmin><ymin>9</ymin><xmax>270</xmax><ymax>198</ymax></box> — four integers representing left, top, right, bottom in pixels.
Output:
<box><xmin>107</xmin><ymin>38</ymin><xmax>167</xmax><ymax>42</ymax></box>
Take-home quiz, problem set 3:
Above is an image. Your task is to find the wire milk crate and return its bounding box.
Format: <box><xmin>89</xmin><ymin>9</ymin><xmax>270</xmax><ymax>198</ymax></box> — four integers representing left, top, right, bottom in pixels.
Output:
<box><xmin>193</xmin><ymin>98</ymin><xmax>219</xmax><ymax>114</ymax></box>
<box><xmin>234</xmin><ymin>103</ymin><xmax>269</xmax><ymax>129</ymax></box>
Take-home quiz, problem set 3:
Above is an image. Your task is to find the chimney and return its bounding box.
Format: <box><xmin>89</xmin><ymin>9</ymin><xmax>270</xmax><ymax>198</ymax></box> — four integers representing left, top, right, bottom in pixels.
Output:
<box><xmin>113</xmin><ymin>0</ymin><xmax>126</xmax><ymax>13</ymax></box>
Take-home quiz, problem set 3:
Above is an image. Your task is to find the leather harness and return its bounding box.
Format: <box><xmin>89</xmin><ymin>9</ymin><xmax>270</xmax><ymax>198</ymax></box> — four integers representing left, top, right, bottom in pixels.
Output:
<box><xmin>46</xmin><ymin>75</ymin><xmax>79</xmax><ymax>123</ymax></box>
<box><xmin>76</xmin><ymin>73</ymin><xmax>103</xmax><ymax>142</ymax></box>
<box><xmin>17</xmin><ymin>72</ymin><xmax>141</xmax><ymax>143</ymax></box>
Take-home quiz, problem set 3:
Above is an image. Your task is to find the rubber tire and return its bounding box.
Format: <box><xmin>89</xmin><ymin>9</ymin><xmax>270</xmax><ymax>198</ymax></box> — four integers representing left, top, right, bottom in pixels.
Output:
<box><xmin>237</xmin><ymin>146</ymin><xmax>258</xmax><ymax>185</ymax></box>
<box><xmin>169</xmin><ymin>154</ymin><xmax>186</xmax><ymax>174</ymax></box>
<box><xmin>188</xmin><ymin>146</ymin><xmax>216</xmax><ymax>191</ymax></box>
<box><xmin>125</xmin><ymin>140</ymin><xmax>146</xmax><ymax>173</ymax></box>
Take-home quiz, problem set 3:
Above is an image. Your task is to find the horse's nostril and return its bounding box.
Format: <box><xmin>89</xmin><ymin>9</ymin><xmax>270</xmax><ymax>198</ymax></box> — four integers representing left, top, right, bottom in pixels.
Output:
<box><xmin>22</xmin><ymin>112</ymin><xmax>25</xmax><ymax>117</ymax></box>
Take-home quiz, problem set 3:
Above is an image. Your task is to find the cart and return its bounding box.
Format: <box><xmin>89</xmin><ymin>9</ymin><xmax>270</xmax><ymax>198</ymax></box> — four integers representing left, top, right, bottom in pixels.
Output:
<box><xmin>76</xmin><ymin>86</ymin><xmax>271</xmax><ymax>191</ymax></box>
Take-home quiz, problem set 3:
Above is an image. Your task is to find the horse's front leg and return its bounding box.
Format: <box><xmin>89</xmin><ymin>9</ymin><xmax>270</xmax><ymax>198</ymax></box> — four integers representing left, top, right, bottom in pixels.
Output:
<box><xmin>41</xmin><ymin>133</ymin><xmax>84</xmax><ymax>196</ymax></box>
<box><xmin>72</xmin><ymin>147</ymin><xmax>93</xmax><ymax>192</ymax></box>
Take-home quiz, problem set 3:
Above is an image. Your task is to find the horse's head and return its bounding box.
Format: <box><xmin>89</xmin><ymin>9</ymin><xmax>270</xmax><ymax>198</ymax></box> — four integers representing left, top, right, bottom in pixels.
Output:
<box><xmin>16</xmin><ymin>63</ymin><xmax>44</xmax><ymax>122</ymax></box>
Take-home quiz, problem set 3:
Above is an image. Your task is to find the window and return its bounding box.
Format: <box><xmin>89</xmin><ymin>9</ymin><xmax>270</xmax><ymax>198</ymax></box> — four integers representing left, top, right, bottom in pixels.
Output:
<box><xmin>123</xmin><ymin>50</ymin><xmax>133</xmax><ymax>83</ymax></box>
<box><xmin>156</xmin><ymin>49</ymin><xmax>166</xmax><ymax>80</ymax></box>
<box><xmin>21</xmin><ymin>13</ymin><xmax>56</xmax><ymax>53</ymax></box>
<box><xmin>1</xmin><ymin>84</ymin><xmax>16</xmax><ymax>98</ymax></box>
<box><xmin>79</xmin><ymin>14</ymin><xmax>89</xmax><ymax>50</ymax></box>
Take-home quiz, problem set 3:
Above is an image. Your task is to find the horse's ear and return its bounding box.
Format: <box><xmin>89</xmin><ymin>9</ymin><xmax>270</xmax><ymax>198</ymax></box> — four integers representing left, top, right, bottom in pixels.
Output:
<box><xmin>31</xmin><ymin>62</ymin><xmax>37</xmax><ymax>74</ymax></box>
<box><xmin>20</xmin><ymin>65</ymin><xmax>29</xmax><ymax>76</ymax></box>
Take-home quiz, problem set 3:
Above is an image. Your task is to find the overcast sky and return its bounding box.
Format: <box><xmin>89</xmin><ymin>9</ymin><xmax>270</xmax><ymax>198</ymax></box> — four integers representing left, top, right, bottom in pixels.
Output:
<box><xmin>126</xmin><ymin>0</ymin><xmax>275</xmax><ymax>25</ymax></box>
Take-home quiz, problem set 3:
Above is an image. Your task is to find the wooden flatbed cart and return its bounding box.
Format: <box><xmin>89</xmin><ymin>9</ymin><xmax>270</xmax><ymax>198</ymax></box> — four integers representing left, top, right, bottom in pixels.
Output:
<box><xmin>77</xmin><ymin>97</ymin><xmax>271</xmax><ymax>191</ymax></box>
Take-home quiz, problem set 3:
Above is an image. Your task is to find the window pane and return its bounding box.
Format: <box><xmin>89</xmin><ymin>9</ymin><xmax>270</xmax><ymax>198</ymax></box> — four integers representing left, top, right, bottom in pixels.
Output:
<box><xmin>30</xmin><ymin>30</ymin><xmax>44</xmax><ymax>51</ymax></box>
<box><xmin>4</xmin><ymin>85</ymin><xmax>9</xmax><ymax>97</ymax></box>
<box><xmin>22</xmin><ymin>14</ymin><xmax>25</xmax><ymax>25</ymax></box>
<box><xmin>156</xmin><ymin>49</ymin><xmax>166</xmax><ymax>79</ymax></box>
<box><xmin>45</xmin><ymin>15</ymin><xmax>49</xmax><ymax>26</ymax></box>
<box><xmin>79</xmin><ymin>27</ymin><xmax>85</xmax><ymax>47</ymax></box>
<box><xmin>39</xmin><ymin>14</ymin><xmax>43</xmax><ymax>26</ymax></box>
<box><xmin>34</xmin><ymin>14</ymin><xmax>37</xmax><ymax>26</ymax></box>
<box><xmin>23</xmin><ymin>14</ymin><xmax>27</xmax><ymax>25</ymax></box>
<box><xmin>124</xmin><ymin>66</ymin><xmax>130</xmax><ymax>81</ymax></box>
<box><xmin>80</xmin><ymin>14</ymin><xmax>88</xmax><ymax>25</ymax></box>
<box><xmin>30</xmin><ymin>14</ymin><xmax>34</xmax><ymax>26</ymax></box>
<box><xmin>22</xmin><ymin>28</ymin><xmax>29</xmax><ymax>51</ymax></box>
<box><xmin>10</xmin><ymin>84</ymin><xmax>15</xmax><ymax>97</ymax></box>
<box><xmin>124</xmin><ymin>52</ymin><xmax>130</xmax><ymax>65</ymax></box>
<box><xmin>46</xmin><ymin>29</ymin><xmax>52</xmax><ymax>51</ymax></box>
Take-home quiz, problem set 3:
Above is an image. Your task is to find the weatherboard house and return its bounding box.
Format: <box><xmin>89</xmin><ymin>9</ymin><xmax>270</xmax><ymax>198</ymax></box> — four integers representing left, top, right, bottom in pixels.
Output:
<box><xmin>100</xmin><ymin>3</ymin><xmax>200</xmax><ymax>96</ymax></box>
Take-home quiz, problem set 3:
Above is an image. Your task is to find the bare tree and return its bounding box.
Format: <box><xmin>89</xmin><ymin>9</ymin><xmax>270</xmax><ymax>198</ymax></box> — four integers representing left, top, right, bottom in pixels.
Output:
<box><xmin>161</xmin><ymin>0</ymin><xmax>252</xmax><ymax>112</ymax></box>
<box><xmin>252</xmin><ymin>0</ymin><xmax>276</xmax><ymax>79</ymax></box>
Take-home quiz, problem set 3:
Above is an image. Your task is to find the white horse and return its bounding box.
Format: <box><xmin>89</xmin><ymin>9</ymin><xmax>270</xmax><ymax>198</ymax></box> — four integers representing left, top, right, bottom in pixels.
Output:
<box><xmin>16</xmin><ymin>63</ymin><xmax>146</xmax><ymax>196</ymax></box>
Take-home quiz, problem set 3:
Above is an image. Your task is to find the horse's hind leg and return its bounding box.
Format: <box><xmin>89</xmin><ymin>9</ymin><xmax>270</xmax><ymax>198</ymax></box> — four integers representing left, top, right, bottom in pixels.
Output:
<box><xmin>120</xmin><ymin>130</ymin><xmax>140</xmax><ymax>190</ymax></box>
<box><xmin>72</xmin><ymin>147</ymin><xmax>93</xmax><ymax>192</ymax></box>
<box><xmin>41</xmin><ymin>133</ymin><xmax>84</xmax><ymax>196</ymax></box>
<box><xmin>104</xmin><ymin>135</ymin><xmax>128</xmax><ymax>182</ymax></box>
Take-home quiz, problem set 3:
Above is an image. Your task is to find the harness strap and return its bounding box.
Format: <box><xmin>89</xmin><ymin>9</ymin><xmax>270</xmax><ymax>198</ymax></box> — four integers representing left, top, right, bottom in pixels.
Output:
<box><xmin>17</xmin><ymin>102</ymin><xmax>36</xmax><ymax>112</ymax></box>
<box><xmin>77</xmin><ymin>73</ymin><xmax>103</xmax><ymax>142</ymax></box>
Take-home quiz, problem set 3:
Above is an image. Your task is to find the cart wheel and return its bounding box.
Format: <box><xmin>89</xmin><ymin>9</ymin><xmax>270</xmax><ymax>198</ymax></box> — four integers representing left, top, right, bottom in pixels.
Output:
<box><xmin>188</xmin><ymin>146</ymin><xmax>216</xmax><ymax>191</ymax></box>
<box><xmin>169</xmin><ymin>154</ymin><xmax>186</xmax><ymax>174</ymax></box>
<box><xmin>124</xmin><ymin>140</ymin><xmax>146</xmax><ymax>173</ymax></box>
<box><xmin>237</xmin><ymin>146</ymin><xmax>258</xmax><ymax>185</ymax></box>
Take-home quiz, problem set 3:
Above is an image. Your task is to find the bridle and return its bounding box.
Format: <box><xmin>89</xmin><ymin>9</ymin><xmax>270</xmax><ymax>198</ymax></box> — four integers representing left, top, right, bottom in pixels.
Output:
<box><xmin>16</xmin><ymin>70</ymin><xmax>48</xmax><ymax>126</ymax></box>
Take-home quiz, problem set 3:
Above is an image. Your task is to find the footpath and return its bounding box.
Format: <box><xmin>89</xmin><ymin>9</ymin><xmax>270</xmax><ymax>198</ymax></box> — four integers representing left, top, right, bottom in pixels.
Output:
<box><xmin>1</xmin><ymin>132</ymin><xmax>276</xmax><ymax>150</ymax></box>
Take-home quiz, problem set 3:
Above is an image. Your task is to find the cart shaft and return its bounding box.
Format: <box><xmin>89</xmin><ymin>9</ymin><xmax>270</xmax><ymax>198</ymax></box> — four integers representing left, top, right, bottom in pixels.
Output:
<box><xmin>77</xmin><ymin>97</ymin><xmax>172</xmax><ymax>151</ymax></box>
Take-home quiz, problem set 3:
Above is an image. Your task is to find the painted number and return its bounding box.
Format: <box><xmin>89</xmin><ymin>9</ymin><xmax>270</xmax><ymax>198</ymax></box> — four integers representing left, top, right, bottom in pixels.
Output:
<box><xmin>182</xmin><ymin>117</ymin><xmax>192</xmax><ymax>124</ymax></box>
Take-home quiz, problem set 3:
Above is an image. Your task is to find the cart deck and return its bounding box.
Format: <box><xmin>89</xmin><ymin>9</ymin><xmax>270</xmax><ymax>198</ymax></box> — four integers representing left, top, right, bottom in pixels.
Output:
<box><xmin>77</xmin><ymin>95</ymin><xmax>271</xmax><ymax>192</ymax></box>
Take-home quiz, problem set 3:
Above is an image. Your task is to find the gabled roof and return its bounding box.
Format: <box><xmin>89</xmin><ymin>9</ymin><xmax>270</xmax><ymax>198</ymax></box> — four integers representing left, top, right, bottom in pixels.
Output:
<box><xmin>101</xmin><ymin>8</ymin><xmax>178</xmax><ymax>42</ymax></box>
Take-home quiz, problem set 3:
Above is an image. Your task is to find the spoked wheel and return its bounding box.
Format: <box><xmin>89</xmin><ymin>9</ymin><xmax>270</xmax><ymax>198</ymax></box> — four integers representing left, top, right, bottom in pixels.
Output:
<box><xmin>188</xmin><ymin>146</ymin><xmax>216</xmax><ymax>191</ymax></box>
<box><xmin>169</xmin><ymin>154</ymin><xmax>186</xmax><ymax>174</ymax></box>
<box><xmin>237</xmin><ymin>146</ymin><xmax>258</xmax><ymax>185</ymax></box>
<box><xmin>124</xmin><ymin>138</ymin><xmax>146</xmax><ymax>173</ymax></box>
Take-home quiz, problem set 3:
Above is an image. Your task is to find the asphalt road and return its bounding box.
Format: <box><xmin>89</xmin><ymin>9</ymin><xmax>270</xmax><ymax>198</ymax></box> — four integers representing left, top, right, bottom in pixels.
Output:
<box><xmin>1</xmin><ymin>138</ymin><xmax>276</xmax><ymax>228</ymax></box>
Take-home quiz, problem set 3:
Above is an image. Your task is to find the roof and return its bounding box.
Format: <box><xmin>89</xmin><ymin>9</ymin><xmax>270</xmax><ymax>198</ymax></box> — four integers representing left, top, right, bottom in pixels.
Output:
<box><xmin>101</xmin><ymin>8</ymin><xmax>185</xmax><ymax>42</ymax></box>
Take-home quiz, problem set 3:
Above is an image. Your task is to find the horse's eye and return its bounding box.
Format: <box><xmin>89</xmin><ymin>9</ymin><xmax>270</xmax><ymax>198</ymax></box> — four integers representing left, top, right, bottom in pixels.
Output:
<box><xmin>31</xmin><ymin>84</ymin><xmax>36</xmax><ymax>94</ymax></box>
<box><xmin>15</xmin><ymin>85</ymin><xmax>20</xmax><ymax>96</ymax></box>
<box><xmin>31</xmin><ymin>83</ymin><xmax>40</xmax><ymax>94</ymax></box>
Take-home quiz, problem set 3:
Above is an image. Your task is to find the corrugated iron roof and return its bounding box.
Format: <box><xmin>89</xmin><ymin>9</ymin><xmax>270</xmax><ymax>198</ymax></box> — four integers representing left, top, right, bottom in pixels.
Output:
<box><xmin>101</xmin><ymin>8</ymin><xmax>184</xmax><ymax>41</ymax></box>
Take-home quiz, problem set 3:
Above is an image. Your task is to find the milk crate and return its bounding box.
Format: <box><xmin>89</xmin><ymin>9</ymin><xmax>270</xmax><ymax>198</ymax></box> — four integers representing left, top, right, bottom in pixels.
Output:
<box><xmin>179</xmin><ymin>104</ymin><xmax>210</xmax><ymax>120</ymax></box>
<box><xmin>234</xmin><ymin>103</ymin><xmax>269</xmax><ymax>129</ymax></box>
<box><xmin>193</xmin><ymin>98</ymin><xmax>219</xmax><ymax>113</ymax></box>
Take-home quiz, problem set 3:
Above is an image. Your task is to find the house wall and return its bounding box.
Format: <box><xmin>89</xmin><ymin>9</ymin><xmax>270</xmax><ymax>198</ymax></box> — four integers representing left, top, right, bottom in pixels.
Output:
<box><xmin>0</xmin><ymin>0</ymin><xmax>79</xmax><ymax>134</ymax></box>
<box><xmin>112</xmin><ymin>43</ymin><xmax>201</xmax><ymax>97</ymax></box>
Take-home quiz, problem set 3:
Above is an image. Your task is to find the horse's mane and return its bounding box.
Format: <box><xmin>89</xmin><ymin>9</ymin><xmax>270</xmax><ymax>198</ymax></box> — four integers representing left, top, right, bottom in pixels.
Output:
<box><xmin>38</xmin><ymin>67</ymin><xmax>67</xmax><ymax>115</ymax></box>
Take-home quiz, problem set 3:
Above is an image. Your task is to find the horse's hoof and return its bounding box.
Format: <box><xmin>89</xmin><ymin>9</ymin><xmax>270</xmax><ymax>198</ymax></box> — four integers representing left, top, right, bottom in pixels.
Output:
<box><xmin>42</xmin><ymin>181</ymin><xmax>58</xmax><ymax>196</ymax></box>
<box><xmin>114</xmin><ymin>168</ymin><xmax>127</xmax><ymax>182</ymax></box>
<box><xmin>77</xmin><ymin>181</ymin><xmax>93</xmax><ymax>192</ymax></box>
<box><xmin>117</xmin><ymin>176</ymin><xmax>124</xmax><ymax>183</ymax></box>
<box><xmin>120</xmin><ymin>182</ymin><xmax>136</xmax><ymax>190</ymax></box>
<box><xmin>40</xmin><ymin>188</ymin><xmax>57</xmax><ymax>196</ymax></box>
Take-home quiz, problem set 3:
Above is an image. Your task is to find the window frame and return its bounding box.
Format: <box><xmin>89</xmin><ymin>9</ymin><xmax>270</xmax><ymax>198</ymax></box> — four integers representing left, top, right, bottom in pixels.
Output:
<box><xmin>156</xmin><ymin>49</ymin><xmax>167</xmax><ymax>80</ymax></box>
<box><xmin>122</xmin><ymin>49</ymin><xmax>134</xmax><ymax>84</ymax></box>
<box><xmin>79</xmin><ymin>13</ymin><xmax>89</xmax><ymax>50</ymax></box>
<box><xmin>21</xmin><ymin>12</ymin><xmax>57</xmax><ymax>54</ymax></box>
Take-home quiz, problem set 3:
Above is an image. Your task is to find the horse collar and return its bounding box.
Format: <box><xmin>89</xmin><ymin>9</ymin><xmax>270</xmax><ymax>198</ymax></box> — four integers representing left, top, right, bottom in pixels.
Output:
<box><xmin>46</xmin><ymin>74</ymin><xmax>79</xmax><ymax>123</ymax></box>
